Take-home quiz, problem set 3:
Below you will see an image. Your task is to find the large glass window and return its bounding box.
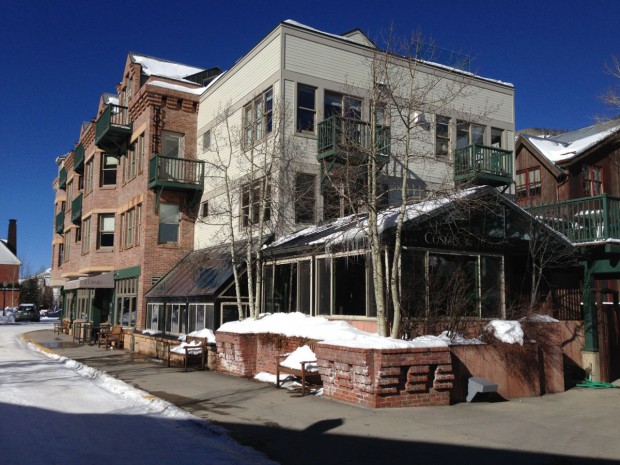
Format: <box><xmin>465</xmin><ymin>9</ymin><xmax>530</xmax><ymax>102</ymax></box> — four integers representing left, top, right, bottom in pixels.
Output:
<box><xmin>114</xmin><ymin>276</ymin><xmax>138</xmax><ymax>327</ymax></box>
<box><xmin>100</xmin><ymin>154</ymin><xmax>118</xmax><ymax>186</ymax></box>
<box><xmin>435</xmin><ymin>115</ymin><xmax>450</xmax><ymax>157</ymax></box>
<box><xmin>324</xmin><ymin>91</ymin><xmax>362</xmax><ymax>120</ymax></box>
<box><xmin>243</xmin><ymin>88</ymin><xmax>273</xmax><ymax>146</ymax></box>
<box><xmin>333</xmin><ymin>255</ymin><xmax>366</xmax><ymax>316</ymax></box>
<box><xmin>159</xmin><ymin>204</ymin><xmax>179</xmax><ymax>244</ymax></box>
<box><xmin>516</xmin><ymin>167</ymin><xmax>541</xmax><ymax>201</ymax></box>
<box><xmin>491</xmin><ymin>127</ymin><xmax>504</xmax><ymax>148</ymax></box>
<box><xmin>98</xmin><ymin>214</ymin><xmax>115</xmax><ymax>249</ymax></box>
<box><xmin>583</xmin><ymin>165</ymin><xmax>603</xmax><ymax>196</ymax></box>
<box><xmin>297</xmin><ymin>84</ymin><xmax>316</xmax><ymax>133</ymax></box>
<box><xmin>456</xmin><ymin>121</ymin><xmax>485</xmax><ymax>149</ymax></box>
<box><xmin>162</xmin><ymin>131</ymin><xmax>184</xmax><ymax>158</ymax></box>
<box><xmin>316</xmin><ymin>258</ymin><xmax>331</xmax><ymax>315</ymax></box>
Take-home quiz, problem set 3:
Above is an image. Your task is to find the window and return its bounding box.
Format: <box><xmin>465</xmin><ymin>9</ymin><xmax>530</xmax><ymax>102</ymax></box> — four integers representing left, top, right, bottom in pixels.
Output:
<box><xmin>201</xmin><ymin>201</ymin><xmax>209</xmax><ymax>218</ymax></box>
<box><xmin>64</xmin><ymin>230</ymin><xmax>71</xmax><ymax>262</ymax></box>
<box><xmin>146</xmin><ymin>303</ymin><xmax>162</xmax><ymax>331</ymax></box>
<box><xmin>456</xmin><ymin>121</ymin><xmax>485</xmax><ymax>149</ymax></box>
<box><xmin>295</xmin><ymin>173</ymin><xmax>316</xmax><ymax>223</ymax></box>
<box><xmin>82</xmin><ymin>217</ymin><xmax>91</xmax><ymax>254</ymax></box>
<box><xmin>241</xmin><ymin>179</ymin><xmax>271</xmax><ymax>227</ymax></box>
<box><xmin>202</xmin><ymin>130</ymin><xmax>211</xmax><ymax>151</ymax></box>
<box><xmin>136</xmin><ymin>133</ymin><xmax>145</xmax><ymax>175</ymax></box>
<box><xmin>98</xmin><ymin>214</ymin><xmax>115</xmax><ymax>248</ymax></box>
<box><xmin>121</xmin><ymin>204</ymin><xmax>141</xmax><ymax>249</ymax></box>
<box><xmin>75</xmin><ymin>226</ymin><xmax>81</xmax><ymax>243</ymax></box>
<box><xmin>85</xmin><ymin>159</ymin><xmax>94</xmax><ymax>193</ymax></box>
<box><xmin>516</xmin><ymin>167</ymin><xmax>541</xmax><ymax>201</ymax></box>
<box><xmin>324</xmin><ymin>91</ymin><xmax>362</xmax><ymax>120</ymax></box>
<box><xmin>159</xmin><ymin>204</ymin><xmax>179</xmax><ymax>243</ymax></box>
<box><xmin>100</xmin><ymin>154</ymin><xmax>118</xmax><ymax>186</ymax></box>
<box><xmin>243</xmin><ymin>88</ymin><xmax>273</xmax><ymax>146</ymax></box>
<box><xmin>583</xmin><ymin>165</ymin><xmax>603</xmax><ymax>196</ymax></box>
<box><xmin>66</xmin><ymin>181</ymin><xmax>73</xmax><ymax>211</ymax></box>
<box><xmin>162</xmin><ymin>131</ymin><xmax>184</xmax><ymax>158</ymax></box>
<box><xmin>122</xmin><ymin>74</ymin><xmax>132</xmax><ymax>105</ymax></box>
<box><xmin>297</xmin><ymin>84</ymin><xmax>316</xmax><ymax>133</ymax></box>
<box><xmin>491</xmin><ymin>127</ymin><xmax>504</xmax><ymax>148</ymax></box>
<box><xmin>188</xmin><ymin>303</ymin><xmax>210</xmax><ymax>333</ymax></box>
<box><xmin>435</xmin><ymin>115</ymin><xmax>450</xmax><ymax>157</ymax></box>
<box><xmin>114</xmin><ymin>277</ymin><xmax>138</xmax><ymax>327</ymax></box>
<box><xmin>58</xmin><ymin>243</ymin><xmax>64</xmax><ymax>266</ymax></box>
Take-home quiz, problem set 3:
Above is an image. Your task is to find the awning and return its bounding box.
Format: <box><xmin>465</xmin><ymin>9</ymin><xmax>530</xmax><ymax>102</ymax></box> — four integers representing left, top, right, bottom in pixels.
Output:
<box><xmin>64</xmin><ymin>272</ymin><xmax>114</xmax><ymax>290</ymax></box>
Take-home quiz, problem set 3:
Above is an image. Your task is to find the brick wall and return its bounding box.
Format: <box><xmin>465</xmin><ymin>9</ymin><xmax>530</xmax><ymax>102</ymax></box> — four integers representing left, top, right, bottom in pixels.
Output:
<box><xmin>317</xmin><ymin>344</ymin><xmax>453</xmax><ymax>408</ymax></box>
<box><xmin>215</xmin><ymin>331</ymin><xmax>454</xmax><ymax>408</ymax></box>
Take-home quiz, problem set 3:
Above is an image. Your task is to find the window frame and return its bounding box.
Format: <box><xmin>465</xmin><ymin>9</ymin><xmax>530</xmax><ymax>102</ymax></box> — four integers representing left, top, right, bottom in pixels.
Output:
<box><xmin>243</xmin><ymin>88</ymin><xmax>273</xmax><ymax>147</ymax></box>
<box><xmin>515</xmin><ymin>166</ymin><xmax>542</xmax><ymax>201</ymax></box>
<box><xmin>296</xmin><ymin>84</ymin><xmax>316</xmax><ymax>134</ymax></box>
<box><xmin>97</xmin><ymin>213</ymin><xmax>115</xmax><ymax>249</ymax></box>
<box><xmin>240</xmin><ymin>178</ymin><xmax>271</xmax><ymax>228</ymax></box>
<box><xmin>435</xmin><ymin>115</ymin><xmax>450</xmax><ymax>157</ymax></box>
<box><xmin>583</xmin><ymin>164</ymin><xmax>604</xmax><ymax>196</ymax></box>
<box><xmin>100</xmin><ymin>154</ymin><xmax>118</xmax><ymax>187</ymax></box>
<box><xmin>324</xmin><ymin>90</ymin><xmax>362</xmax><ymax>121</ymax></box>
<box><xmin>158</xmin><ymin>203</ymin><xmax>180</xmax><ymax>244</ymax></box>
<box><xmin>295</xmin><ymin>173</ymin><xmax>316</xmax><ymax>224</ymax></box>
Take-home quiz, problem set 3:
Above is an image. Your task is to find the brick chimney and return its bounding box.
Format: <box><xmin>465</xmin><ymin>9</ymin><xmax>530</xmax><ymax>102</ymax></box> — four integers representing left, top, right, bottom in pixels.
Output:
<box><xmin>7</xmin><ymin>219</ymin><xmax>16</xmax><ymax>255</ymax></box>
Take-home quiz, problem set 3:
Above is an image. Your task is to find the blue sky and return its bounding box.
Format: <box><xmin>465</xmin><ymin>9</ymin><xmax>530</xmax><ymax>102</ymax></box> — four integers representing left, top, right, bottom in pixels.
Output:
<box><xmin>0</xmin><ymin>0</ymin><xmax>618</xmax><ymax>274</ymax></box>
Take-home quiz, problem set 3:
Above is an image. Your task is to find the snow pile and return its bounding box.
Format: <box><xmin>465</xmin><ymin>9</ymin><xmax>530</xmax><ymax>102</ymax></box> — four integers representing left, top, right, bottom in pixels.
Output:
<box><xmin>437</xmin><ymin>331</ymin><xmax>484</xmax><ymax>345</ymax></box>
<box><xmin>279</xmin><ymin>345</ymin><xmax>318</xmax><ymax>372</ymax></box>
<box><xmin>485</xmin><ymin>320</ymin><xmax>524</xmax><ymax>345</ymax></box>
<box><xmin>170</xmin><ymin>340</ymin><xmax>203</xmax><ymax>355</ymax></box>
<box><xmin>0</xmin><ymin>315</ymin><xmax>15</xmax><ymax>325</ymax></box>
<box><xmin>219</xmin><ymin>312</ymin><xmax>447</xmax><ymax>349</ymax></box>
<box><xmin>142</xmin><ymin>329</ymin><xmax>161</xmax><ymax>336</ymax></box>
<box><xmin>131</xmin><ymin>54</ymin><xmax>204</xmax><ymax>80</ymax></box>
<box><xmin>179</xmin><ymin>328</ymin><xmax>217</xmax><ymax>344</ymax></box>
<box><xmin>520</xmin><ymin>314</ymin><xmax>559</xmax><ymax>323</ymax></box>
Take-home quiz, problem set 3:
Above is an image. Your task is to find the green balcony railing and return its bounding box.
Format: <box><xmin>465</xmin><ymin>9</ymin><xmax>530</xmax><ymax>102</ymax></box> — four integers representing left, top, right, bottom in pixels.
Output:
<box><xmin>58</xmin><ymin>167</ymin><xmax>67</xmax><ymax>190</ymax></box>
<box><xmin>55</xmin><ymin>211</ymin><xmax>65</xmax><ymax>234</ymax></box>
<box><xmin>95</xmin><ymin>104</ymin><xmax>132</xmax><ymax>154</ymax></box>
<box><xmin>71</xmin><ymin>193</ymin><xmax>82</xmax><ymax>224</ymax></box>
<box><xmin>526</xmin><ymin>195</ymin><xmax>620</xmax><ymax>243</ymax></box>
<box><xmin>148</xmin><ymin>154</ymin><xmax>205</xmax><ymax>191</ymax></box>
<box><xmin>317</xmin><ymin>116</ymin><xmax>390</xmax><ymax>164</ymax></box>
<box><xmin>73</xmin><ymin>143</ymin><xmax>85</xmax><ymax>173</ymax></box>
<box><xmin>454</xmin><ymin>144</ymin><xmax>513</xmax><ymax>187</ymax></box>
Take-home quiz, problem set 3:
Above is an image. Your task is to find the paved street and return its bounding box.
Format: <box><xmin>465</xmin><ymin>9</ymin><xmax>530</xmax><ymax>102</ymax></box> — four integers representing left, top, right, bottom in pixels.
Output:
<box><xmin>11</xmin><ymin>323</ymin><xmax>620</xmax><ymax>464</ymax></box>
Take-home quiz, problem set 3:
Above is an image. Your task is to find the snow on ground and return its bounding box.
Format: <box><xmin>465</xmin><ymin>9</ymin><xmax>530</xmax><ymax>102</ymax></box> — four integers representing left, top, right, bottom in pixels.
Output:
<box><xmin>437</xmin><ymin>331</ymin><xmax>484</xmax><ymax>345</ymax></box>
<box><xmin>485</xmin><ymin>320</ymin><xmax>524</xmax><ymax>345</ymax></box>
<box><xmin>0</xmin><ymin>324</ymin><xmax>275</xmax><ymax>464</ymax></box>
<box><xmin>219</xmin><ymin>312</ymin><xmax>447</xmax><ymax>349</ymax></box>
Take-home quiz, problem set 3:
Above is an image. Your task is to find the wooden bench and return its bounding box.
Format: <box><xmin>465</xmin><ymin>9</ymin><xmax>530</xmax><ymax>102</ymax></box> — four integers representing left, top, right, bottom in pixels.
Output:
<box><xmin>53</xmin><ymin>319</ymin><xmax>70</xmax><ymax>335</ymax></box>
<box><xmin>466</xmin><ymin>376</ymin><xmax>498</xmax><ymax>402</ymax></box>
<box><xmin>167</xmin><ymin>336</ymin><xmax>207</xmax><ymax>372</ymax></box>
<box><xmin>276</xmin><ymin>344</ymin><xmax>322</xmax><ymax>396</ymax></box>
<box><xmin>98</xmin><ymin>325</ymin><xmax>124</xmax><ymax>350</ymax></box>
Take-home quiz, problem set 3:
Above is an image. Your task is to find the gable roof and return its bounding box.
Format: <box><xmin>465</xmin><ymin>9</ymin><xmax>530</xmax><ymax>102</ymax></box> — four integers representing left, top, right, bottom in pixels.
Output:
<box><xmin>264</xmin><ymin>187</ymin><xmax>570</xmax><ymax>257</ymax></box>
<box><xmin>0</xmin><ymin>239</ymin><xmax>20</xmax><ymax>266</ymax></box>
<box><xmin>518</xmin><ymin>118</ymin><xmax>620</xmax><ymax>166</ymax></box>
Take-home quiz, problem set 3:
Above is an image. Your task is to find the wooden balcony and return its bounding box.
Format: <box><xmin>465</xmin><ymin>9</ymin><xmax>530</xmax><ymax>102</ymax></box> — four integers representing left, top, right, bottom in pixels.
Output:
<box><xmin>58</xmin><ymin>167</ymin><xmax>67</xmax><ymax>190</ymax></box>
<box><xmin>95</xmin><ymin>104</ymin><xmax>132</xmax><ymax>155</ymax></box>
<box><xmin>317</xmin><ymin>116</ymin><xmax>390</xmax><ymax>165</ymax></box>
<box><xmin>526</xmin><ymin>195</ymin><xmax>620</xmax><ymax>244</ymax></box>
<box><xmin>71</xmin><ymin>193</ymin><xmax>82</xmax><ymax>225</ymax></box>
<box><xmin>148</xmin><ymin>154</ymin><xmax>205</xmax><ymax>192</ymax></box>
<box><xmin>454</xmin><ymin>144</ymin><xmax>513</xmax><ymax>187</ymax></box>
<box><xmin>55</xmin><ymin>211</ymin><xmax>65</xmax><ymax>234</ymax></box>
<box><xmin>73</xmin><ymin>143</ymin><xmax>85</xmax><ymax>173</ymax></box>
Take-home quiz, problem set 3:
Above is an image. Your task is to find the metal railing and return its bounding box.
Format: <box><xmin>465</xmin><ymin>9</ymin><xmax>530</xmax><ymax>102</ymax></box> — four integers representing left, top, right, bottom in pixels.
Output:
<box><xmin>148</xmin><ymin>154</ymin><xmax>205</xmax><ymax>189</ymax></box>
<box><xmin>317</xmin><ymin>116</ymin><xmax>390</xmax><ymax>161</ymax></box>
<box><xmin>95</xmin><ymin>104</ymin><xmax>131</xmax><ymax>144</ymax></box>
<box><xmin>454</xmin><ymin>144</ymin><xmax>513</xmax><ymax>184</ymax></box>
<box><xmin>526</xmin><ymin>194</ymin><xmax>620</xmax><ymax>243</ymax></box>
<box><xmin>55</xmin><ymin>211</ymin><xmax>65</xmax><ymax>234</ymax></box>
<box><xmin>71</xmin><ymin>193</ymin><xmax>82</xmax><ymax>224</ymax></box>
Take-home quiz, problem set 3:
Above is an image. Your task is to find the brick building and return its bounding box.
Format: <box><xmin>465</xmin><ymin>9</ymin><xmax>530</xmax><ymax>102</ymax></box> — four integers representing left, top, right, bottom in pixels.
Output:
<box><xmin>51</xmin><ymin>53</ymin><xmax>221</xmax><ymax>328</ymax></box>
<box><xmin>1</xmin><ymin>219</ymin><xmax>20</xmax><ymax>309</ymax></box>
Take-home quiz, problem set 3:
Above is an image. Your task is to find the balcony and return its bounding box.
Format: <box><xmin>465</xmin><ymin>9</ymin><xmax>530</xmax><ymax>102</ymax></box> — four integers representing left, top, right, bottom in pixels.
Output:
<box><xmin>71</xmin><ymin>193</ymin><xmax>82</xmax><ymax>224</ymax></box>
<box><xmin>148</xmin><ymin>154</ymin><xmax>205</xmax><ymax>192</ymax></box>
<box><xmin>55</xmin><ymin>211</ymin><xmax>65</xmax><ymax>234</ymax></box>
<box><xmin>58</xmin><ymin>167</ymin><xmax>67</xmax><ymax>190</ymax></box>
<box><xmin>454</xmin><ymin>144</ymin><xmax>513</xmax><ymax>187</ymax></box>
<box><xmin>526</xmin><ymin>195</ymin><xmax>620</xmax><ymax>244</ymax></box>
<box><xmin>317</xmin><ymin>116</ymin><xmax>390</xmax><ymax>165</ymax></box>
<box><xmin>95</xmin><ymin>104</ymin><xmax>132</xmax><ymax>155</ymax></box>
<box><xmin>73</xmin><ymin>143</ymin><xmax>85</xmax><ymax>173</ymax></box>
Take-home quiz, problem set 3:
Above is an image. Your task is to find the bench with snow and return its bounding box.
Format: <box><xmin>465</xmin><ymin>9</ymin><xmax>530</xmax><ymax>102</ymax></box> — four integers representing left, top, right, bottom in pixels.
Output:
<box><xmin>466</xmin><ymin>376</ymin><xmax>498</xmax><ymax>402</ymax></box>
<box><xmin>168</xmin><ymin>336</ymin><xmax>207</xmax><ymax>372</ymax></box>
<box><xmin>276</xmin><ymin>344</ymin><xmax>322</xmax><ymax>396</ymax></box>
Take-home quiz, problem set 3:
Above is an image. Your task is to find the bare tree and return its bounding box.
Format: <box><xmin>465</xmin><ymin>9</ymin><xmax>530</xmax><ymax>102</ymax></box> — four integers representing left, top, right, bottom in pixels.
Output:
<box><xmin>197</xmin><ymin>96</ymin><xmax>301</xmax><ymax>320</ymax></box>
<box><xmin>601</xmin><ymin>55</ymin><xmax>620</xmax><ymax>110</ymax></box>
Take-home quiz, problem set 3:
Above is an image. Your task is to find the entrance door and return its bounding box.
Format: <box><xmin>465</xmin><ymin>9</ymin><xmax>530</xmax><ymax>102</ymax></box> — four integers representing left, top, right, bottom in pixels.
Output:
<box><xmin>597</xmin><ymin>289</ymin><xmax>620</xmax><ymax>382</ymax></box>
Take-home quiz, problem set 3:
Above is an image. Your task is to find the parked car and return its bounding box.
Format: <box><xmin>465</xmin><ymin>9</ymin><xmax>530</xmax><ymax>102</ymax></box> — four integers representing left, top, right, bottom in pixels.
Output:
<box><xmin>46</xmin><ymin>309</ymin><xmax>61</xmax><ymax>318</ymax></box>
<box><xmin>15</xmin><ymin>304</ymin><xmax>40</xmax><ymax>322</ymax></box>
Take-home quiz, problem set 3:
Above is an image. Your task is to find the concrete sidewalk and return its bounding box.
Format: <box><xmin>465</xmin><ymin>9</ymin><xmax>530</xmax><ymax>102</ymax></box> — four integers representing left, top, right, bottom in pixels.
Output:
<box><xmin>23</xmin><ymin>328</ymin><xmax>620</xmax><ymax>465</ymax></box>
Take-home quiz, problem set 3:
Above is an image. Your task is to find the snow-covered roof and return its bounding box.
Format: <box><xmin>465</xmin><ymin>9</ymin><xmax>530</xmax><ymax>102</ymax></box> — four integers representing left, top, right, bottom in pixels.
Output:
<box><xmin>148</xmin><ymin>80</ymin><xmax>204</xmax><ymax>95</ymax></box>
<box><xmin>0</xmin><ymin>240</ymin><xmax>20</xmax><ymax>265</ymax></box>
<box><xmin>130</xmin><ymin>53</ymin><xmax>205</xmax><ymax>81</ymax></box>
<box><xmin>523</xmin><ymin>118</ymin><xmax>620</xmax><ymax>164</ymax></box>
